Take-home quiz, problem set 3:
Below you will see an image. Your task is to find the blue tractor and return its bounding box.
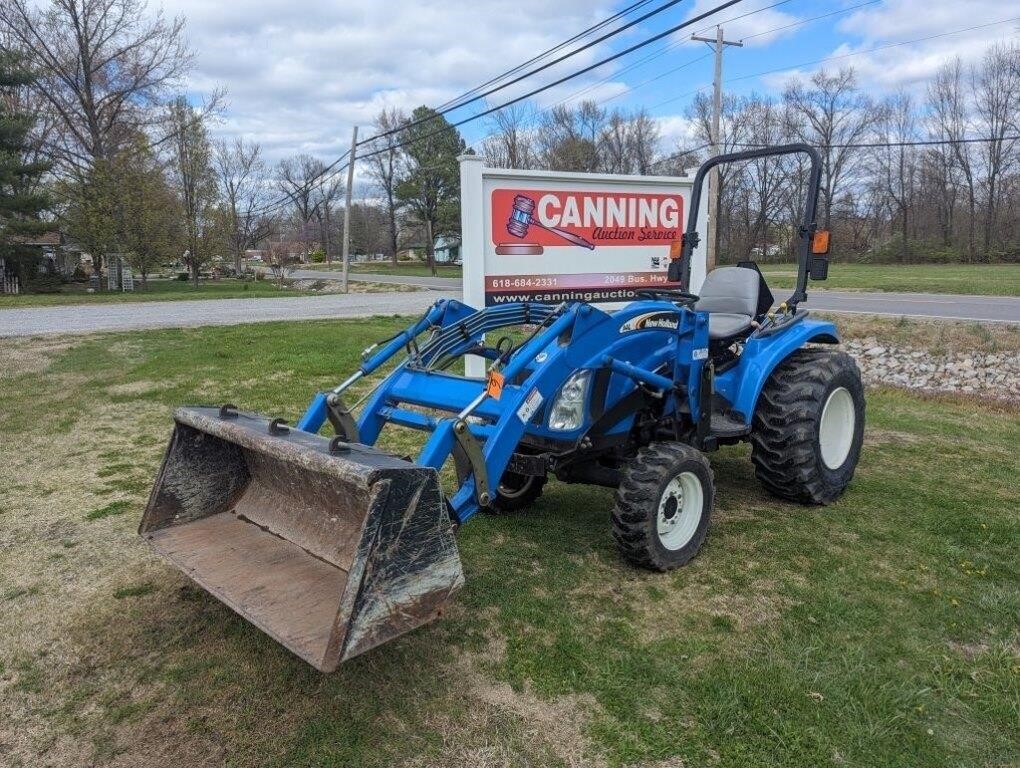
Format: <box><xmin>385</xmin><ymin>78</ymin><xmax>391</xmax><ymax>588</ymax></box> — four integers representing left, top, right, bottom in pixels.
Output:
<box><xmin>140</xmin><ymin>145</ymin><xmax>864</xmax><ymax>671</ymax></box>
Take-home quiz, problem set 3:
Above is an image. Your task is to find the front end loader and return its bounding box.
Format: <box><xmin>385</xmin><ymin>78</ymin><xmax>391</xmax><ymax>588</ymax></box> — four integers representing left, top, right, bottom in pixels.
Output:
<box><xmin>140</xmin><ymin>144</ymin><xmax>865</xmax><ymax>671</ymax></box>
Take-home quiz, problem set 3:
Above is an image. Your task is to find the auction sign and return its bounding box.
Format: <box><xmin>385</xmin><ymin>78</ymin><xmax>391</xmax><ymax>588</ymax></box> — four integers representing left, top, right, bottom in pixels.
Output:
<box><xmin>460</xmin><ymin>155</ymin><xmax>708</xmax><ymax>309</ymax></box>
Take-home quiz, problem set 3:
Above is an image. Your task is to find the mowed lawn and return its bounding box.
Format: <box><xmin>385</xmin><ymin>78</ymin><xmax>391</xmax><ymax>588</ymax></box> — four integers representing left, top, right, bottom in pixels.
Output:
<box><xmin>0</xmin><ymin>318</ymin><xmax>1017</xmax><ymax>767</ymax></box>
<box><xmin>349</xmin><ymin>262</ymin><xmax>462</xmax><ymax>278</ymax></box>
<box><xmin>759</xmin><ymin>262</ymin><xmax>1020</xmax><ymax>296</ymax></box>
<box><xmin>300</xmin><ymin>261</ymin><xmax>462</xmax><ymax>278</ymax></box>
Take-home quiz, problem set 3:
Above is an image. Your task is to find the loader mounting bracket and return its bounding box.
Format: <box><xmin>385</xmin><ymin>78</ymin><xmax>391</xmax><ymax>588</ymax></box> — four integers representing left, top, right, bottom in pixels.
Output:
<box><xmin>453</xmin><ymin>419</ymin><xmax>492</xmax><ymax>506</ymax></box>
<box><xmin>326</xmin><ymin>393</ymin><xmax>360</xmax><ymax>442</ymax></box>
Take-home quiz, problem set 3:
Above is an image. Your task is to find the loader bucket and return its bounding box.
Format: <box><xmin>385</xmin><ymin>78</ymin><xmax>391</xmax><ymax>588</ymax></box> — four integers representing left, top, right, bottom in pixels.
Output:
<box><xmin>139</xmin><ymin>406</ymin><xmax>463</xmax><ymax>672</ymax></box>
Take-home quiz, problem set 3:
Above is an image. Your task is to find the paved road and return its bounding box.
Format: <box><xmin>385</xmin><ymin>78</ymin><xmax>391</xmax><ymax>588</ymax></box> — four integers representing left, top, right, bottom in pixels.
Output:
<box><xmin>1</xmin><ymin>284</ymin><xmax>1016</xmax><ymax>338</ymax></box>
<box><xmin>0</xmin><ymin>291</ymin><xmax>458</xmax><ymax>337</ymax></box>
<box><xmin>296</xmin><ymin>270</ymin><xmax>1020</xmax><ymax>324</ymax></box>
<box><xmin>802</xmin><ymin>290</ymin><xmax>1018</xmax><ymax>323</ymax></box>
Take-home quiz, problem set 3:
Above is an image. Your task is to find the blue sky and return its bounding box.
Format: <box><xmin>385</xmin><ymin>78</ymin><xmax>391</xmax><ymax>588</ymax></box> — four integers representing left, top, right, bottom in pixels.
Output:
<box><xmin>163</xmin><ymin>0</ymin><xmax>1020</xmax><ymax>165</ymax></box>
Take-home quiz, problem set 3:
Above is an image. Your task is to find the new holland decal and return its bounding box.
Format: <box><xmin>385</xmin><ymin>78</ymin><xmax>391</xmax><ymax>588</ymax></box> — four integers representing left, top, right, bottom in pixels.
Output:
<box><xmin>619</xmin><ymin>311</ymin><xmax>681</xmax><ymax>333</ymax></box>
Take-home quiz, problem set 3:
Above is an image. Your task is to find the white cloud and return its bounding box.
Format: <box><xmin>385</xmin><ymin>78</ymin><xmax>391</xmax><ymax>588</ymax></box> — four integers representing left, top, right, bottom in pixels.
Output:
<box><xmin>758</xmin><ymin>1</ymin><xmax>1018</xmax><ymax>94</ymax></box>
<box><xmin>655</xmin><ymin>114</ymin><xmax>699</xmax><ymax>148</ymax></box>
<box><xmin>163</xmin><ymin>0</ymin><xmax>627</xmax><ymax>163</ymax></box>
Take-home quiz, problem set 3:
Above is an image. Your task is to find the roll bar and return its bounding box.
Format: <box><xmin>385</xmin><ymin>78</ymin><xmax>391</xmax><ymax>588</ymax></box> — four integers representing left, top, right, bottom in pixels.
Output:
<box><xmin>671</xmin><ymin>143</ymin><xmax>824</xmax><ymax>308</ymax></box>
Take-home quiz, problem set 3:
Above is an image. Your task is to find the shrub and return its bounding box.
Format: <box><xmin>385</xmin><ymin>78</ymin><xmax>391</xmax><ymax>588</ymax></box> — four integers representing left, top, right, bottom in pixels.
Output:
<box><xmin>27</xmin><ymin>274</ymin><xmax>64</xmax><ymax>293</ymax></box>
<box><xmin>310</xmin><ymin>249</ymin><xmax>326</xmax><ymax>263</ymax></box>
<box><xmin>176</xmin><ymin>272</ymin><xmax>190</xmax><ymax>281</ymax></box>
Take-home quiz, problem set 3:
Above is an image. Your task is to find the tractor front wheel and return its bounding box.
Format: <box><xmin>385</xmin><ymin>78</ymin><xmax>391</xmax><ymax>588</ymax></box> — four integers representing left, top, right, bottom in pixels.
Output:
<box><xmin>750</xmin><ymin>348</ymin><xmax>865</xmax><ymax>504</ymax></box>
<box><xmin>611</xmin><ymin>443</ymin><xmax>714</xmax><ymax>571</ymax></box>
<box><xmin>489</xmin><ymin>471</ymin><xmax>546</xmax><ymax>514</ymax></box>
<box><xmin>454</xmin><ymin>450</ymin><xmax>546</xmax><ymax>515</ymax></box>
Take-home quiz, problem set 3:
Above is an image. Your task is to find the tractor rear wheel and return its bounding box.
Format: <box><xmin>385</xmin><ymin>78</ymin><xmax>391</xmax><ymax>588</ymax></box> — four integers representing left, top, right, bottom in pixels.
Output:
<box><xmin>750</xmin><ymin>348</ymin><xmax>864</xmax><ymax>504</ymax></box>
<box><xmin>611</xmin><ymin>442</ymin><xmax>714</xmax><ymax>571</ymax></box>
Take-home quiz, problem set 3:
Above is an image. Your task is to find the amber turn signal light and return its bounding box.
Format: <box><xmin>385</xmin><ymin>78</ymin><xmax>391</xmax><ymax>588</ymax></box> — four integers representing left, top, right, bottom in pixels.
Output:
<box><xmin>811</xmin><ymin>230</ymin><xmax>830</xmax><ymax>255</ymax></box>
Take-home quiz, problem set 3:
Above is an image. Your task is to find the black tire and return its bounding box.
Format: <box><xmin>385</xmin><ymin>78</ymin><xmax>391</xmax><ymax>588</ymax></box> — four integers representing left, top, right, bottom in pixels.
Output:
<box><xmin>489</xmin><ymin>471</ymin><xmax>546</xmax><ymax>514</ymax></box>
<box><xmin>750</xmin><ymin>348</ymin><xmax>865</xmax><ymax>505</ymax></box>
<box><xmin>453</xmin><ymin>450</ymin><xmax>546</xmax><ymax>515</ymax></box>
<box><xmin>611</xmin><ymin>442</ymin><xmax>714</xmax><ymax>571</ymax></box>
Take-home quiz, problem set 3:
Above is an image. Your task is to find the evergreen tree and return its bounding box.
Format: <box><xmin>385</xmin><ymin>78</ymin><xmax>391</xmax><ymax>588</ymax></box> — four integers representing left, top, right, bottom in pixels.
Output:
<box><xmin>395</xmin><ymin>107</ymin><xmax>465</xmax><ymax>276</ymax></box>
<box><xmin>0</xmin><ymin>49</ymin><xmax>51</xmax><ymax>288</ymax></box>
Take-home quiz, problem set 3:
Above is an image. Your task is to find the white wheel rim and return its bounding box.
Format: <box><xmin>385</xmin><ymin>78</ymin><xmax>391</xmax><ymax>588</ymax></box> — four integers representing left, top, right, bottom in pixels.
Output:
<box><xmin>819</xmin><ymin>387</ymin><xmax>855</xmax><ymax>470</ymax></box>
<box><xmin>656</xmin><ymin>471</ymin><xmax>704</xmax><ymax>551</ymax></box>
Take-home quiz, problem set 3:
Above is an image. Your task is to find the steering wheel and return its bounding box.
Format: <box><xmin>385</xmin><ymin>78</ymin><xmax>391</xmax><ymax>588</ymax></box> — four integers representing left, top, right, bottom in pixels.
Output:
<box><xmin>634</xmin><ymin>288</ymin><xmax>700</xmax><ymax>307</ymax></box>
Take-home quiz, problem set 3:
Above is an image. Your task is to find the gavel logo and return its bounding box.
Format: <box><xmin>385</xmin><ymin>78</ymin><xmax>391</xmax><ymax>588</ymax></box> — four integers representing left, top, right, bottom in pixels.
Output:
<box><xmin>505</xmin><ymin>194</ymin><xmax>595</xmax><ymax>250</ymax></box>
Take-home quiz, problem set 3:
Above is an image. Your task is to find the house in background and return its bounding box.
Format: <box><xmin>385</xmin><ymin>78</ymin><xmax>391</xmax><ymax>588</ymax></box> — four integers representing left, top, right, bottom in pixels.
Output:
<box><xmin>1</xmin><ymin>232</ymin><xmax>89</xmax><ymax>293</ymax></box>
<box><xmin>433</xmin><ymin>235</ymin><xmax>461</xmax><ymax>264</ymax></box>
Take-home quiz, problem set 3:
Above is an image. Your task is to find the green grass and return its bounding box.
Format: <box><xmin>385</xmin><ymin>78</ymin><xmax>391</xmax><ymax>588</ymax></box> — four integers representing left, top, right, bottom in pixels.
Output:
<box><xmin>0</xmin><ymin>278</ymin><xmax>325</xmax><ymax>307</ymax></box>
<box><xmin>758</xmin><ymin>262</ymin><xmax>1020</xmax><ymax>296</ymax></box>
<box><xmin>112</xmin><ymin>583</ymin><xmax>156</xmax><ymax>600</ymax></box>
<box><xmin>1</xmin><ymin>319</ymin><xmax>1017</xmax><ymax>767</ymax></box>
<box><xmin>84</xmin><ymin>500</ymin><xmax>133</xmax><ymax>521</ymax></box>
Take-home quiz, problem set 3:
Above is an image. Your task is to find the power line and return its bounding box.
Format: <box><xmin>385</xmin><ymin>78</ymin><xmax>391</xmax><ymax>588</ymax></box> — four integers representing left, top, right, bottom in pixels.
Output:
<box><xmin>726</xmin><ymin>16</ymin><xmax>1020</xmax><ymax>85</ymax></box>
<box><xmin>359</xmin><ymin>0</ymin><xmax>700</xmax><ymax>147</ymax></box>
<box><xmin>247</xmin><ymin>151</ymin><xmax>351</xmax><ymax>218</ymax></box>
<box><xmin>263</xmin><ymin>0</ymin><xmax>831</xmax><ymax>216</ymax></box>
<box><xmin>356</xmin><ymin>0</ymin><xmax>747</xmax><ymax>163</ymax></box>
<box><xmin>735</xmin><ymin>136</ymin><xmax>1020</xmax><ymax>149</ymax></box>
<box><xmin>738</xmin><ymin>0</ymin><xmax>881</xmax><ymax>42</ymax></box>
<box><xmin>465</xmin><ymin>0</ymin><xmax>880</xmax><ymax>168</ymax></box>
<box><xmin>649</xmin><ymin>142</ymin><xmax>711</xmax><ymax>169</ymax></box>
<box><xmin>433</xmin><ymin>0</ymin><xmax>660</xmax><ymax>113</ymax></box>
<box><xmin>689</xmin><ymin>0</ymin><xmax>796</xmax><ymax>39</ymax></box>
<box><xmin>258</xmin><ymin>0</ymin><xmax>841</xmax><ymax>213</ymax></box>
<box><xmin>646</xmin><ymin>14</ymin><xmax>1020</xmax><ymax>112</ymax></box>
<box><xmin>559</xmin><ymin>0</ymin><xmax>882</xmax><ymax>115</ymax></box>
<box><xmin>258</xmin><ymin>2</ymin><xmax>1007</xmax><ymax>218</ymax></box>
<box><xmin>250</xmin><ymin>0</ymin><xmax>706</xmax><ymax>217</ymax></box>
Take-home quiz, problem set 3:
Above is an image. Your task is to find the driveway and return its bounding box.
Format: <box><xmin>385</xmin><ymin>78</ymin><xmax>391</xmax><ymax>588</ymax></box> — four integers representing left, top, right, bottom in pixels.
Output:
<box><xmin>0</xmin><ymin>291</ymin><xmax>458</xmax><ymax>337</ymax></box>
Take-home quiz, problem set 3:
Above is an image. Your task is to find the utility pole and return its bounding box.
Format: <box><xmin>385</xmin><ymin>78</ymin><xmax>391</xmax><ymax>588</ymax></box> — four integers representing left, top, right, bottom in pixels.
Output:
<box><xmin>341</xmin><ymin>125</ymin><xmax>359</xmax><ymax>293</ymax></box>
<box><xmin>691</xmin><ymin>26</ymin><xmax>741</xmax><ymax>273</ymax></box>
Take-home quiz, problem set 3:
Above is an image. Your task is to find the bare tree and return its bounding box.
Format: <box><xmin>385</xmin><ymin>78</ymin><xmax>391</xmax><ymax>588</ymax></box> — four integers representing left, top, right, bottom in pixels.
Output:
<box><xmin>277</xmin><ymin>155</ymin><xmax>328</xmax><ymax>260</ymax></box>
<box><xmin>973</xmin><ymin>43</ymin><xmax>1020</xmax><ymax>256</ymax></box>
<box><xmin>873</xmin><ymin>92</ymin><xmax>919</xmax><ymax>262</ymax></box>
<box><xmin>365</xmin><ymin>107</ymin><xmax>407</xmax><ymax>264</ymax></box>
<box><xmin>536</xmin><ymin>101</ymin><xmax>606</xmax><ymax>172</ymax></box>
<box><xmin>784</xmin><ymin>68</ymin><xmax>878</xmax><ymax>228</ymax></box>
<box><xmin>741</xmin><ymin>96</ymin><xmax>790</xmax><ymax>259</ymax></box>
<box><xmin>600</xmin><ymin>109</ymin><xmax>661</xmax><ymax>175</ymax></box>
<box><xmin>0</xmin><ymin>0</ymin><xmax>193</xmax><ymax>171</ymax></box>
<box><xmin>313</xmin><ymin>171</ymin><xmax>342</xmax><ymax>264</ymax></box>
<box><xmin>688</xmin><ymin>92</ymin><xmax>753</xmax><ymax>257</ymax></box>
<box><xmin>626</xmin><ymin>109</ymin><xmax>661</xmax><ymax>175</ymax></box>
<box><xmin>214</xmin><ymin>138</ymin><xmax>271</xmax><ymax>274</ymax></box>
<box><xmin>928</xmin><ymin>58</ymin><xmax>978</xmax><ymax>260</ymax></box>
<box><xmin>167</xmin><ymin>97</ymin><xmax>219</xmax><ymax>286</ymax></box>
<box><xmin>482</xmin><ymin>103</ymin><xmax>536</xmax><ymax>170</ymax></box>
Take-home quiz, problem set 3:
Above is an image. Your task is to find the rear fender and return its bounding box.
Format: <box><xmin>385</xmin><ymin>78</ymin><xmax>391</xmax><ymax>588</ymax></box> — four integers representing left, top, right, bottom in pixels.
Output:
<box><xmin>714</xmin><ymin>318</ymin><xmax>839</xmax><ymax>424</ymax></box>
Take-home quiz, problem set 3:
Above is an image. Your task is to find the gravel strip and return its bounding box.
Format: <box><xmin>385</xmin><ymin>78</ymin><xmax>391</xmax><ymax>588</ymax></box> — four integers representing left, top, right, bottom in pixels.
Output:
<box><xmin>843</xmin><ymin>338</ymin><xmax>1019</xmax><ymax>403</ymax></box>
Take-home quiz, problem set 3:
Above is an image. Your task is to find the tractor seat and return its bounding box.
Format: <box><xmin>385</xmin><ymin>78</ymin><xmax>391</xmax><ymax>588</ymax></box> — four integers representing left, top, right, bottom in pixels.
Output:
<box><xmin>695</xmin><ymin>267</ymin><xmax>761</xmax><ymax>341</ymax></box>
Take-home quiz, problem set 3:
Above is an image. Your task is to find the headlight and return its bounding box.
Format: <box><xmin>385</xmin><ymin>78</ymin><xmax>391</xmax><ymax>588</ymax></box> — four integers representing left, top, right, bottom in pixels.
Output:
<box><xmin>548</xmin><ymin>370</ymin><xmax>591</xmax><ymax>431</ymax></box>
